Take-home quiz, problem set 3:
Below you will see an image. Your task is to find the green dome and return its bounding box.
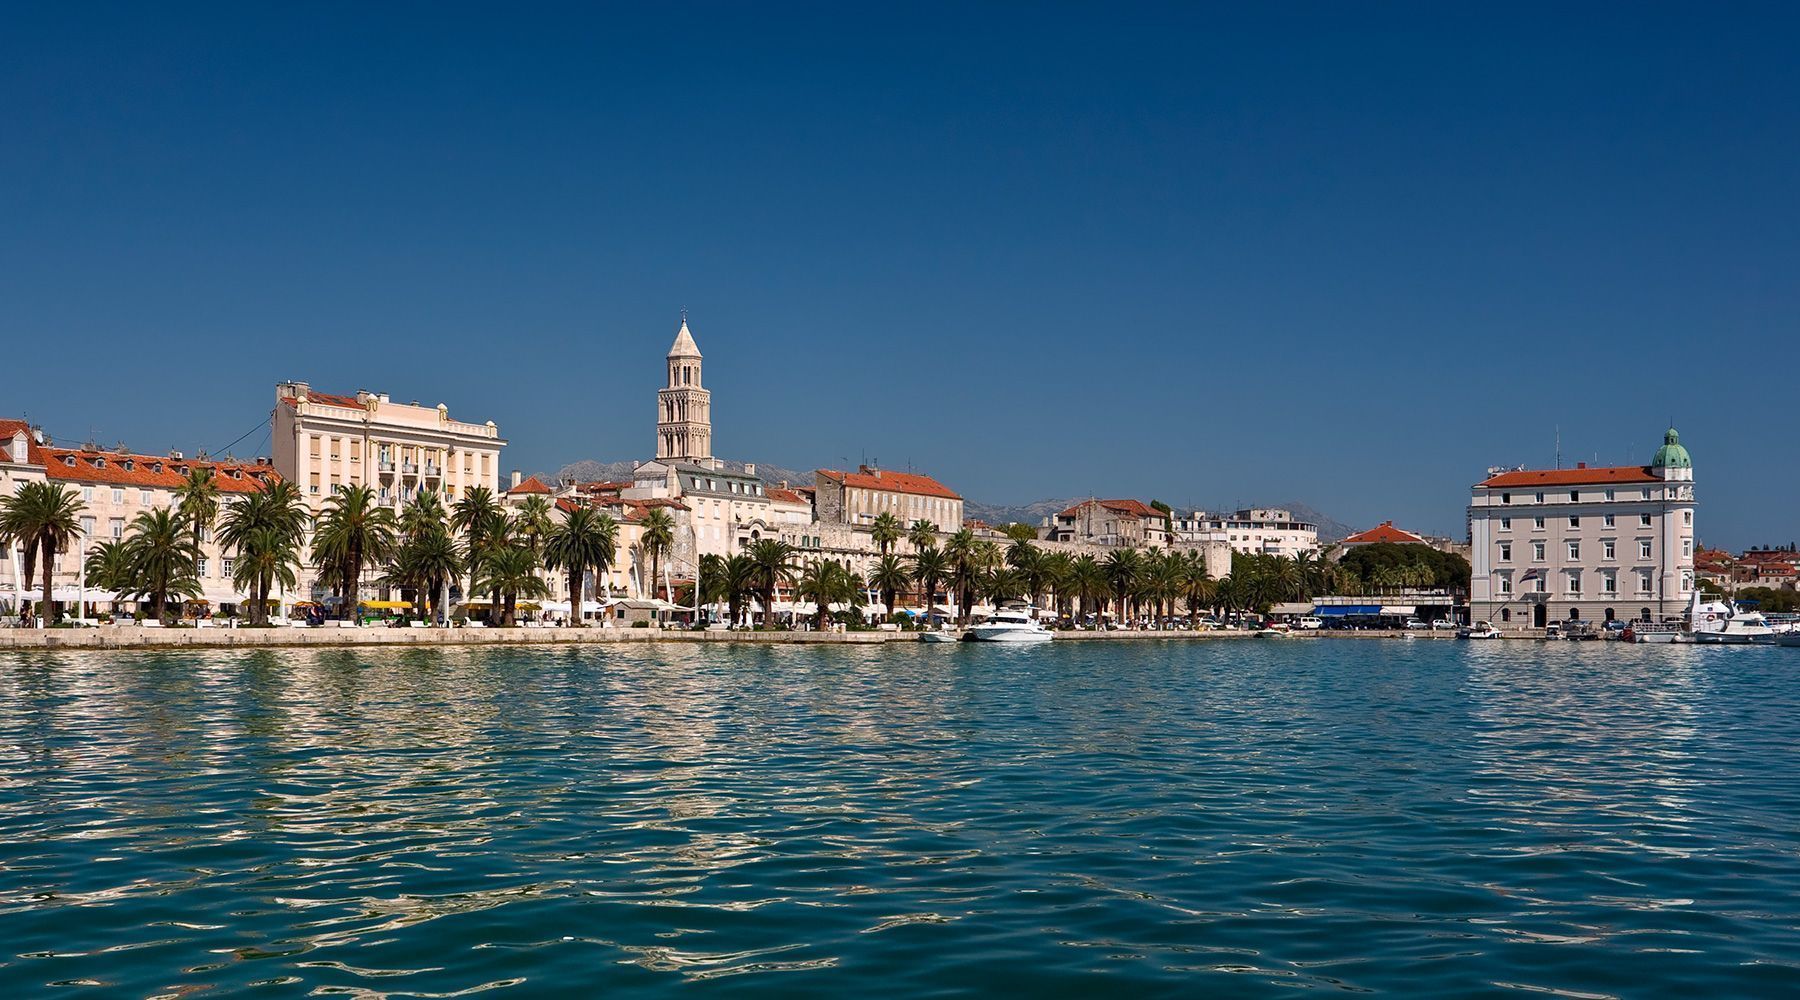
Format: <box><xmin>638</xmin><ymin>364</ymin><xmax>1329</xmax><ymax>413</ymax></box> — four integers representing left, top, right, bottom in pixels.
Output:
<box><xmin>1651</xmin><ymin>427</ymin><xmax>1691</xmax><ymax>469</ymax></box>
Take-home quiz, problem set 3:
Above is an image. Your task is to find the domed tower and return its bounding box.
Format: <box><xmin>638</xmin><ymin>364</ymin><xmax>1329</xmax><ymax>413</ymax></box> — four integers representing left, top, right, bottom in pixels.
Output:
<box><xmin>656</xmin><ymin>315</ymin><xmax>712</xmax><ymax>463</ymax></box>
<box><xmin>1651</xmin><ymin>426</ymin><xmax>1693</xmax><ymax>482</ymax></box>
<box><xmin>1651</xmin><ymin>426</ymin><xmax>1697</xmax><ymax>607</ymax></box>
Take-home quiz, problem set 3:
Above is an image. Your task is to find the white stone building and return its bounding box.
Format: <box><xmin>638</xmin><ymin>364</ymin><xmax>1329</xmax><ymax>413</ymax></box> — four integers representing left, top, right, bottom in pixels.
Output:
<box><xmin>1468</xmin><ymin>428</ymin><xmax>1697</xmax><ymax>629</ymax></box>
<box><xmin>1174</xmin><ymin>508</ymin><xmax>1319</xmax><ymax>558</ymax></box>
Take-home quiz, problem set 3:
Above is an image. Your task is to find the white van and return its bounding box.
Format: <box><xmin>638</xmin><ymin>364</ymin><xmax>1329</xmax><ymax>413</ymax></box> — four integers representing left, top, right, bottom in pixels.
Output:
<box><xmin>1296</xmin><ymin>616</ymin><xmax>1324</xmax><ymax>630</ymax></box>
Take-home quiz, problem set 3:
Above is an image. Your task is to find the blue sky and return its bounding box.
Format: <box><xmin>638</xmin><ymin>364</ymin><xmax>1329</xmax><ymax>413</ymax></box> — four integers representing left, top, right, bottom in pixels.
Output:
<box><xmin>3</xmin><ymin>4</ymin><xmax>1796</xmax><ymax>547</ymax></box>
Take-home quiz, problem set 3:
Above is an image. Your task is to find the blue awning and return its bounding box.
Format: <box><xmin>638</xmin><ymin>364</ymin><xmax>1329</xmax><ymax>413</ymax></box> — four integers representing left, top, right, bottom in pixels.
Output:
<box><xmin>1314</xmin><ymin>605</ymin><xmax>1382</xmax><ymax>616</ymax></box>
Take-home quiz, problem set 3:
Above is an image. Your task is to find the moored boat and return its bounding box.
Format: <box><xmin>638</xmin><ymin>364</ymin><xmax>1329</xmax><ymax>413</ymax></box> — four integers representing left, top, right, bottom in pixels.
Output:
<box><xmin>964</xmin><ymin>607</ymin><xmax>1054</xmax><ymax>643</ymax></box>
<box><xmin>1457</xmin><ymin>622</ymin><xmax>1503</xmax><ymax>639</ymax></box>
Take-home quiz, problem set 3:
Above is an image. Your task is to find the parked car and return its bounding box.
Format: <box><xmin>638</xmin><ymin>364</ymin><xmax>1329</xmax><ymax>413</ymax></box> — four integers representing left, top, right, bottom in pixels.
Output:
<box><xmin>1403</xmin><ymin>617</ymin><xmax>1429</xmax><ymax>630</ymax></box>
<box><xmin>1429</xmin><ymin>619</ymin><xmax>1457</xmax><ymax>631</ymax></box>
<box><xmin>1296</xmin><ymin>616</ymin><xmax>1324</xmax><ymax>630</ymax></box>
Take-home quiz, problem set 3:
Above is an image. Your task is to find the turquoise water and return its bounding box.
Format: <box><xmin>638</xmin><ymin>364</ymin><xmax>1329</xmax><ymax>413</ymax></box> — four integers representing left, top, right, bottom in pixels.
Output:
<box><xmin>3</xmin><ymin>641</ymin><xmax>1799</xmax><ymax>998</ymax></box>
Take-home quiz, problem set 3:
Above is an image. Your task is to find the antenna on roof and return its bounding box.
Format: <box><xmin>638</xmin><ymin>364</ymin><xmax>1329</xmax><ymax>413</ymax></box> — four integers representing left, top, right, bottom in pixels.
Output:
<box><xmin>1554</xmin><ymin>426</ymin><xmax>1561</xmax><ymax>470</ymax></box>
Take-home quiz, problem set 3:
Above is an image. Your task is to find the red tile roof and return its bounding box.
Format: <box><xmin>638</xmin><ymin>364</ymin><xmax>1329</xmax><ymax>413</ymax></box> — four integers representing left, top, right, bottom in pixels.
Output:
<box><xmin>0</xmin><ymin>418</ymin><xmax>37</xmax><ymax>464</ymax></box>
<box><xmin>41</xmin><ymin>447</ymin><xmax>278</xmax><ymax>493</ymax></box>
<box><xmin>817</xmin><ymin>467</ymin><xmax>960</xmax><ymax>500</ymax></box>
<box><xmin>1478</xmin><ymin>466</ymin><xmax>1660</xmax><ymax>488</ymax></box>
<box><xmin>1058</xmin><ymin>498</ymin><xmax>1158</xmax><ymax>519</ymax></box>
<box><xmin>280</xmin><ymin>390</ymin><xmax>365</xmax><ymax>410</ymax></box>
<box><xmin>1341</xmin><ymin>521</ymin><xmax>1427</xmax><ymax>546</ymax></box>
<box><xmin>766</xmin><ymin>487</ymin><xmax>807</xmax><ymax>504</ymax></box>
<box><xmin>508</xmin><ymin>475</ymin><xmax>554</xmax><ymax>495</ymax></box>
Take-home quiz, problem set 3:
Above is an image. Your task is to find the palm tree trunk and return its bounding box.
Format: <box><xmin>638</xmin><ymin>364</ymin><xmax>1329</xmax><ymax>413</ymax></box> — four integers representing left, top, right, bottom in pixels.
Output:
<box><xmin>569</xmin><ymin>569</ymin><xmax>583</xmax><ymax>627</ymax></box>
<box><xmin>40</xmin><ymin>543</ymin><xmax>55</xmax><ymax>625</ymax></box>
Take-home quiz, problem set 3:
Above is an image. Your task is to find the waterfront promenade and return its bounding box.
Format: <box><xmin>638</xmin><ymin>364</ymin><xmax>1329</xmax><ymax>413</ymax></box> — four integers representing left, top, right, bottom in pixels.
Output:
<box><xmin>0</xmin><ymin>626</ymin><xmax>1467</xmax><ymax>651</ymax></box>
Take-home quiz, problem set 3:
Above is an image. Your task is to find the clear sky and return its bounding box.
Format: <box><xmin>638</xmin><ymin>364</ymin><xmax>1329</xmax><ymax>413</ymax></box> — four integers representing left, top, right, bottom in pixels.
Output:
<box><xmin>4</xmin><ymin>4</ymin><xmax>1796</xmax><ymax>548</ymax></box>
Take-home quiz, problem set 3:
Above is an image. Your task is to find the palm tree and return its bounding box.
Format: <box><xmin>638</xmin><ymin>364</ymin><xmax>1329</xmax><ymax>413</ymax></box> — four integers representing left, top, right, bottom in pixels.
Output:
<box><xmin>1039</xmin><ymin>551</ymin><xmax>1074</xmax><ymax>621</ymax></box>
<box><xmin>1007</xmin><ymin>539</ymin><xmax>1045</xmax><ymax>606</ymax></box>
<box><xmin>400</xmin><ymin>489</ymin><xmax>447</xmax><ymax>543</ymax></box>
<box><xmin>175</xmin><ymin>466</ymin><xmax>220</xmax><ymax>557</ymax></box>
<box><xmin>907</xmin><ymin>519</ymin><xmax>937</xmax><ymax>554</ymax></box>
<box><xmin>473</xmin><ymin>543</ymin><xmax>550</xmax><ymax>626</ymax></box>
<box><xmin>1105</xmin><ymin>548</ymin><xmax>1142</xmax><ymax>623</ymax></box>
<box><xmin>747</xmin><ymin>539</ymin><xmax>796</xmax><ymax>628</ymax></box>
<box><xmin>983</xmin><ymin>566</ymin><xmax>1025</xmax><ymax>605</ymax></box>
<box><xmin>218</xmin><ymin>480</ymin><xmax>309</xmax><ymax>625</ymax></box>
<box><xmin>310</xmin><ymin>485</ymin><xmax>399</xmax><ymax>621</ymax></box>
<box><xmin>943</xmin><ymin>529</ymin><xmax>983</xmax><ymax>624</ymax></box>
<box><xmin>911</xmin><ymin>546</ymin><xmax>948</xmax><ymax>620</ymax></box>
<box><xmin>0</xmin><ymin>482</ymin><xmax>85</xmax><ymax>623</ymax></box>
<box><xmin>704</xmin><ymin>553</ymin><xmax>759</xmax><ymax>627</ymax></box>
<box><xmin>870</xmin><ymin>512</ymin><xmax>903</xmax><ymax>556</ymax></box>
<box><xmin>123</xmin><ymin>507</ymin><xmax>201</xmax><ymax>623</ymax></box>
<box><xmin>452</xmin><ymin>485</ymin><xmax>505</xmax><ymax>609</ymax></box>
<box><xmin>542</xmin><ymin>508</ymin><xmax>618</xmax><ymax>627</ymax></box>
<box><xmin>1071</xmin><ymin>554</ymin><xmax>1108</xmax><ymax>625</ymax></box>
<box><xmin>797</xmin><ymin>558</ymin><xmax>863</xmax><ymax>630</ymax></box>
<box><xmin>639</xmin><ymin>507</ymin><xmax>676</xmax><ymax>601</ymax></box>
<box><xmin>83</xmin><ymin>539</ymin><xmax>133</xmax><ymax>594</ymax></box>
<box><xmin>1182</xmin><ymin>551</ymin><xmax>1214</xmax><ymax>628</ymax></box>
<box><xmin>867</xmin><ymin>553</ymin><xmax>910</xmax><ymax>619</ymax></box>
<box><xmin>388</xmin><ymin>530</ymin><xmax>462</xmax><ymax>624</ymax></box>
<box><xmin>510</xmin><ymin>496</ymin><xmax>555</xmax><ymax>556</ymax></box>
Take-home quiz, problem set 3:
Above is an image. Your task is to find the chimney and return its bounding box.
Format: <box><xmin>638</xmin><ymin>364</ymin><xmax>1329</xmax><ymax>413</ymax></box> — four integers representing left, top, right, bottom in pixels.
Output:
<box><xmin>744</xmin><ymin>463</ymin><xmax>755</xmax><ymax>476</ymax></box>
<box><xmin>1576</xmin><ymin>461</ymin><xmax>1587</xmax><ymax>469</ymax></box>
<box><xmin>169</xmin><ymin>450</ymin><xmax>184</xmax><ymax>460</ymax></box>
<box><xmin>511</xmin><ymin>470</ymin><xmax>522</xmax><ymax>489</ymax></box>
<box><xmin>778</xmin><ymin>480</ymin><xmax>789</xmax><ymax>490</ymax></box>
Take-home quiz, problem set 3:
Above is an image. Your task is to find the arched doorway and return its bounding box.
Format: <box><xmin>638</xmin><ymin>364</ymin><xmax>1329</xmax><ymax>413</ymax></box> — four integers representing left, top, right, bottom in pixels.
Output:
<box><xmin>1533</xmin><ymin>604</ymin><xmax>1547</xmax><ymax>628</ymax></box>
<box><xmin>1567</xmin><ymin>607</ymin><xmax>1581</xmax><ymax>622</ymax></box>
<box><xmin>1604</xmin><ymin>607</ymin><xmax>1616</xmax><ymax>624</ymax></box>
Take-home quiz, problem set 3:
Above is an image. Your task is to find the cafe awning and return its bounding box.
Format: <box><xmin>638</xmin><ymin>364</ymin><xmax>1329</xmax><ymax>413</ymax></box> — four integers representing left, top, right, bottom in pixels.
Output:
<box><xmin>1379</xmin><ymin>605</ymin><xmax>1416</xmax><ymax>615</ymax></box>
<box><xmin>1314</xmin><ymin>605</ymin><xmax>1381</xmax><ymax>616</ymax></box>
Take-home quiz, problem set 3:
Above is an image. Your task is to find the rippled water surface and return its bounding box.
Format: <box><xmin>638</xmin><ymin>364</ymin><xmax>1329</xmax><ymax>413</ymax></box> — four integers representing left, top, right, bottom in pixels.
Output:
<box><xmin>4</xmin><ymin>641</ymin><xmax>1800</xmax><ymax>997</ymax></box>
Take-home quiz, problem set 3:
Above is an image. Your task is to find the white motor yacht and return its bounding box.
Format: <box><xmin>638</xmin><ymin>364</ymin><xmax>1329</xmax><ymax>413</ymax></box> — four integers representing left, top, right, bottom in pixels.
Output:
<box><xmin>1694</xmin><ymin>610</ymin><xmax>1777</xmax><ymax>645</ymax></box>
<box><xmin>964</xmin><ymin>607</ymin><xmax>1054</xmax><ymax>643</ymax></box>
<box><xmin>1457</xmin><ymin>622</ymin><xmax>1503</xmax><ymax>639</ymax></box>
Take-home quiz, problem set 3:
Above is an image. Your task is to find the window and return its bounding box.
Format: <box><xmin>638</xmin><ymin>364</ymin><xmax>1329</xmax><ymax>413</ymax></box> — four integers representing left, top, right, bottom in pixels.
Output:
<box><xmin>1604</xmin><ymin>489</ymin><xmax>1615</xmax><ymax>501</ymax></box>
<box><xmin>1639</xmin><ymin>540</ymin><xmax>1653</xmax><ymax>559</ymax></box>
<box><xmin>1569</xmin><ymin>516</ymin><xmax>1580</xmax><ymax>527</ymax></box>
<box><xmin>1683</xmin><ymin>511</ymin><xmax>1693</xmax><ymax>526</ymax></box>
<box><xmin>1502</xmin><ymin>608</ymin><xmax>1512</xmax><ymax>622</ymax></box>
<box><xmin>223</xmin><ymin>557</ymin><xmax>233</xmax><ymax>577</ymax></box>
<box><xmin>197</xmin><ymin>557</ymin><xmax>208</xmax><ymax>578</ymax></box>
<box><xmin>1500</xmin><ymin>543</ymin><xmax>1512</xmax><ymax>562</ymax></box>
<box><xmin>1501</xmin><ymin>493</ymin><xmax>1512</xmax><ymax>505</ymax></box>
<box><xmin>1640</xmin><ymin>514</ymin><xmax>1653</xmax><ymax>527</ymax></box>
<box><xmin>108</xmin><ymin>487</ymin><xmax>121</xmax><ymax>504</ymax></box>
<box><xmin>1641</xmin><ymin>489</ymin><xmax>1651</xmax><ymax>500</ymax></box>
<box><xmin>1567</xmin><ymin>542</ymin><xmax>1580</xmax><ymax>560</ymax></box>
<box><xmin>1500</xmin><ymin>518</ymin><xmax>1511</xmax><ymax>530</ymax></box>
<box><xmin>1682</xmin><ymin>539</ymin><xmax>1692</xmax><ymax>557</ymax></box>
<box><xmin>83</xmin><ymin>486</ymin><xmax>94</xmax><ymax>502</ymax></box>
<box><xmin>1535</xmin><ymin>492</ymin><xmax>1545</xmax><ymax>503</ymax></box>
<box><xmin>139</xmin><ymin>489</ymin><xmax>151</xmax><ymax>505</ymax></box>
<box><xmin>1682</xmin><ymin>571</ymin><xmax>1694</xmax><ymax>592</ymax></box>
<box><xmin>1566</xmin><ymin>571</ymin><xmax>1582</xmax><ymax>595</ymax></box>
<box><xmin>1603</xmin><ymin>514</ymin><xmax>1615</xmax><ymax>528</ymax></box>
<box><xmin>110</xmin><ymin>518</ymin><xmax>124</xmax><ymax>539</ymax></box>
<box><xmin>1639</xmin><ymin>571</ymin><xmax>1653</xmax><ymax>593</ymax></box>
<box><xmin>1533</xmin><ymin>542</ymin><xmax>1546</xmax><ymax>561</ymax></box>
<box><xmin>1603</xmin><ymin>572</ymin><xmax>1617</xmax><ymax>595</ymax></box>
<box><xmin>1535</xmin><ymin>576</ymin><xmax>1548</xmax><ymax>593</ymax></box>
<box><xmin>1569</xmin><ymin>491</ymin><xmax>1580</xmax><ymax>502</ymax></box>
<box><xmin>81</xmin><ymin>516</ymin><xmax>95</xmax><ymax>536</ymax></box>
<box><xmin>1534</xmin><ymin>517</ymin><xmax>1546</xmax><ymax>529</ymax></box>
<box><xmin>1603</xmin><ymin>541</ymin><xmax>1615</xmax><ymax>560</ymax></box>
<box><xmin>1499</xmin><ymin>575</ymin><xmax>1513</xmax><ymax>594</ymax></box>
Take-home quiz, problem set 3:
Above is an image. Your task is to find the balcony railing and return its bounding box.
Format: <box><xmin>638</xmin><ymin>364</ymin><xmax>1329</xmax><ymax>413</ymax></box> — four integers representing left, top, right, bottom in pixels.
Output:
<box><xmin>402</xmin><ymin>462</ymin><xmax>419</xmax><ymax>475</ymax></box>
<box><xmin>378</xmin><ymin>460</ymin><xmax>395</xmax><ymax>473</ymax></box>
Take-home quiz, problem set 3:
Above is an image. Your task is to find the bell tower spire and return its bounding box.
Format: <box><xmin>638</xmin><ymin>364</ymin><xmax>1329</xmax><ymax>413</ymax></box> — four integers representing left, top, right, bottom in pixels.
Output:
<box><xmin>657</xmin><ymin>314</ymin><xmax>712</xmax><ymax>463</ymax></box>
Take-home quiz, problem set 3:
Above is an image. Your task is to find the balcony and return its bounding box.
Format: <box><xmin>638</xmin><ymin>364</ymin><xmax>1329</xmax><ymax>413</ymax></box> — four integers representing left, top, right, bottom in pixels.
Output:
<box><xmin>424</xmin><ymin>462</ymin><xmax>441</xmax><ymax>477</ymax></box>
<box><xmin>402</xmin><ymin>462</ymin><xmax>419</xmax><ymax>476</ymax></box>
<box><xmin>378</xmin><ymin>460</ymin><xmax>396</xmax><ymax>473</ymax></box>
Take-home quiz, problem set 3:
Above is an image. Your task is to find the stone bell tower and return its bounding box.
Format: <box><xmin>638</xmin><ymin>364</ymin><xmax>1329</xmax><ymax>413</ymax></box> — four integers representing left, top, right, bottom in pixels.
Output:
<box><xmin>656</xmin><ymin>314</ymin><xmax>712</xmax><ymax>463</ymax></box>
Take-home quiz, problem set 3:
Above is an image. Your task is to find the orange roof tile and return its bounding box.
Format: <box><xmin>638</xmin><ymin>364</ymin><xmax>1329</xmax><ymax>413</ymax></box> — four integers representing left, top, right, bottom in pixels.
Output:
<box><xmin>1057</xmin><ymin>498</ymin><xmax>1157</xmax><ymax>519</ymax></box>
<box><xmin>1478</xmin><ymin>466</ymin><xmax>1660</xmax><ymax>488</ymax></box>
<box><xmin>766</xmin><ymin>487</ymin><xmax>808</xmax><ymax>504</ymax></box>
<box><xmin>1341</xmin><ymin>521</ymin><xmax>1427</xmax><ymax>546</ymax></box>
<box><xmin>281</xmin><ymin>390</ymin><xmax>365</xmax><ymax>409</ymax></box>
<box><xmin>508</xmin><ymin>475</ymin><xmax>554</xmax><ymax>495</ymax></box>
<box><xmin>41</xmin><ymin>447</ymin><xmax>278</xmax><ymax>493</ymax></box>
<box><xmin>817</xmin><ymin>467</ymin><xmax>960</xmax><ymax>500</ymax></box>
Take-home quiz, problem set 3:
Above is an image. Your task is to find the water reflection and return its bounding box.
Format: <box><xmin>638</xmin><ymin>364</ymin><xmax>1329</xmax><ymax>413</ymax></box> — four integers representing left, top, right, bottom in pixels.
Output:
<box><xmin>2</xmin><ymin>641</ymin><xmax>1799</xmax><ymax>997</ymax></box>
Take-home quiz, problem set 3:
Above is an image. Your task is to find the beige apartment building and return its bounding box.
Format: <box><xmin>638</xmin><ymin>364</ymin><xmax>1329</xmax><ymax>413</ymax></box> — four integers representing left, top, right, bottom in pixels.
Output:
<box><xmin>272</xmin><ymin>382</ymin><xmax>505</xmax><ymax>600</ymax></box>
<box><xmin>2</xmin><ymin>418</ymin><xmax>282</xmax><ymax>616</ymax></box>
<box><xmin>273</xmin><ymin>383</ymin><xmax>506</xmax><ymax>513</ymax></box>
<box><xmin>814</xmin><ymin>466</ymin><xmax>963</xmax><ymax>535</ymax></box>
<box><xmin>1469</xmin><ymin>428</ymin><xmax>1697</xmax><ymax>629</ymax></box>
